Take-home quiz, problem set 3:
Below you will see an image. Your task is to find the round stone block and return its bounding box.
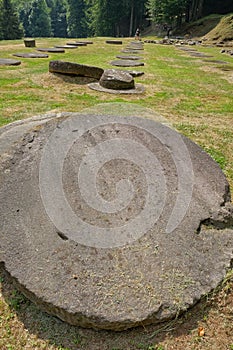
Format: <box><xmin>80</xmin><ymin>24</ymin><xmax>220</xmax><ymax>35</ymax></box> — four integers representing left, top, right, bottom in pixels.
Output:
<box><xmin>126</xmin><ymin>46</ymin><xmax>144</xmax><ymax>50</ymax></box>
<box><xmin>189</xmin><ymin>52</ymin><xmax>213</xmax><ymax>58</ymax></box>
<box><xmin>106</xmin><ymin>40</ymin><xmax>122</xmax><ymax>45</ymax></box>
<box><xmin>99</xmin><ymin>69</ymin><xmax>135</xmax><ymax>90</ymax></box>
<box><xmin>13</xmin><ymin>52</ymin><xmax>48</xmax><ymax>58</ymax></box>
<box><xmin>24</xmin><ymin>39</ymin><xmax>36</xmax><ymax>47</ymax></box>
<box><xmin>0</xmin><ymin>58</ymin><xmax>21</xmax><ymax>66</ymax></box>
<box><xmin>124</xmin><ymin>70</ymin><xmax>144</xmax><ymax>77</ymax></box>
<box><xmin>116</xmin><ymin>55</ymin><xmax>143</xmax><ymax>60</ymax></box>
<box><xmin>88</xmin><ymin>82</ymin><xmax>145</xmax><ymax>94</ymax></box>
<box><xmin>67</xmin><ymin>42</ymin><xmax>87</xmax><ymax>46</ymax></box>
<box><xmin>0</xmin><ymin>111</ymin><xmax>232</xmax><ymax>331</ymax></box>
<box><xmin>110</xmin><ymin>60</ymin><xmax>144</xmax><ymax>67</ymax></box>
<box><xmin>55</xmin><ymin>45</ymin><xmax>78</xmax><ymax>49</ymax></box>
<box><xmin>37</xmin><ymin>48</ymin><xmax>65</xmax><ymax>53</ymax></box>
<box><xmin>121</xmin><ymin>49</ymin><xmax>143</xmax><ymax>54</ymax></box>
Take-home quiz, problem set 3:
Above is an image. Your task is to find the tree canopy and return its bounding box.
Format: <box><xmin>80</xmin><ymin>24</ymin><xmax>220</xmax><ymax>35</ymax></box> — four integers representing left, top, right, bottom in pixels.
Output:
<box><xmin>1</xmin><ymin>0</ymin><xmax>233</xmax><ymax>39</ymax></box>
<box><xmin>0</xmin><ymin>0</ymin><xmax>23</xmax><ymax>39</ymax></box>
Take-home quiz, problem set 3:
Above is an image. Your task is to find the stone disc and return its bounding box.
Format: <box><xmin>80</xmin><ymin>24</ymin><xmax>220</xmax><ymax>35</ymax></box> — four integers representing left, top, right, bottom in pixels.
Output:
<box><xmin>0</xmin><ymin>111</ymin><xmax>232</xmax><ymax>331</ymax></box>
<box><xmin>66</xmin><ymin>42</ymin><xmax>87</xmax><ymax>46</ymax></box>
<box><xmin>88</xmin><ymin>82</ymin><xmax>145</xmax><ymax>94</ymax></box>
<box><xmin>110</xmin><ymin>60</ymin><xmax>144</xmax><ymax>67</ymax></box>
<box><xmin>116</xmin><ymin>55</ymin><xmax>143</xmax><ymax>60</ymax></box>
<box><xmin>121</xmin><ymin>50</ymin><xmax>143</xmax><ymax>54</ymax></box>
<box><xmin>13</xmin><ymin>52</ymin><xmax>48</xmax><ymax>58</ymax></box>
<box><xmin>37</xmin><ymin>48</ymin><xmax>65</xmax><ymax>53</ymax></box>
<box><xmin>55</xmin><ymin>45</ymin><xmax>78</xmax><ymax>49</ymax></box>
<box><xmin>0</xmin><ymin>58</ymin><xmax>21</xmax><ymax>66</ymax></box>
<box><xmin>126</xmin><ymin>46</ymin><xmax>144</xmax><ymax>50</ymax></box>
<box><xmin>106</xmin><ymin>40</ymin><xmax>122</xmax><ymax>45</ymax></box>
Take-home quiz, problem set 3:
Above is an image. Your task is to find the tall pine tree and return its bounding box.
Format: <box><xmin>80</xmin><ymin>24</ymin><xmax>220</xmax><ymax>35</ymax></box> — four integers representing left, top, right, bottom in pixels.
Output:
<box><xmin>0</xmin><ymin>0</ymin><xmax>23</xmax><ymax>39</ymax></box>
<box><xmin>51</xmin><ymin>0</ymin><xmax>68</xmax><ymax>37</ymax></box>
<box><xmin>28</xmin><ymin>0</ymin><xmax>51</xmax><ymax>37</ymax></box>
<box><xmin>67</xmin><ymin>0</ymin><xmax>88</xmax><ymax>37</ymax></box>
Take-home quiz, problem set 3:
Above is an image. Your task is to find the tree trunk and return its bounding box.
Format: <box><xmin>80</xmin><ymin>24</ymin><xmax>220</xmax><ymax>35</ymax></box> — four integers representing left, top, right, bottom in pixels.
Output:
<box><xmin>129</xmin><ymin>1</ymin><xmax>134</xmax><ymax>37</ymax></box>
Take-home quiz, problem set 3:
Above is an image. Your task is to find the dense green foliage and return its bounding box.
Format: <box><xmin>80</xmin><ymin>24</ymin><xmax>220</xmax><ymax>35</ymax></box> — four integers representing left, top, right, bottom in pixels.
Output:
<box><xmin>0</xmin><ymin>0</ymin><xmax>233</xmax><ymax>38</ymax></box>
<box><xmin>27</xmin><ymin>0</ymin><xmax>51</xmax><ymax>37</ymax></box>
<box><xmin>67</xmin><ymin>0</ymin><xmax>87</xmax><ymax>37</ymax></box>
<box><xmin>0</xmin><ymin>0</ymin><xmax>23</xmax><ymax>39</ymax></box>
<box><xmin>51</xmin><ymin>0</ymin><xmax>68</xmax><ymax>37</ymax></box>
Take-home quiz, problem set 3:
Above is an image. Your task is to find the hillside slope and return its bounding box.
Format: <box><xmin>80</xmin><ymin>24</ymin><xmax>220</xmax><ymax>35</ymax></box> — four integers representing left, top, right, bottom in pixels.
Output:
<box><xmin>203</xmin><ymin>13</ymin><xmax>233</xmax><ymax>45</ymax></box>
<box><xmin>144</xmin><ymin>14</ymin><xmax>233</xmax><ymax>46</ymax></box>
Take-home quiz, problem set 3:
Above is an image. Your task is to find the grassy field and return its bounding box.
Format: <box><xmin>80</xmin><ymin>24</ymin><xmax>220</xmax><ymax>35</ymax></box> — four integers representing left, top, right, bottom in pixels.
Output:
<box><xmin>0</xmin><ymin>37</ymin><xmax>233</xmax><ymax>350</ymax></box>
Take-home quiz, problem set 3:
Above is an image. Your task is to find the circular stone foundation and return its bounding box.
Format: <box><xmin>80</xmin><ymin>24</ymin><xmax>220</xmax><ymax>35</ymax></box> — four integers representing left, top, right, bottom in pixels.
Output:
<box><xmin>0</xmin><ymin>58</ymin><xmax>21</xmax><ymax>66</ymax></box>
<box><xmin>0</xmin><ymin>110</ymin><xmax>232</xmax><ymax>331</ymax></box>
<box><xmin>37</xmin><ymin>48</ymin><xmax>65</xmax><ymax>53</ymax></box>
<box><xmin>110</xmin><ymin>60</ymin><xmax>144</xmax><ymax>67</ymax></box>
<box><xmin>13</xmin><ymin>52</ymin><xmax>49</xmax><ymax>58</ymax></box>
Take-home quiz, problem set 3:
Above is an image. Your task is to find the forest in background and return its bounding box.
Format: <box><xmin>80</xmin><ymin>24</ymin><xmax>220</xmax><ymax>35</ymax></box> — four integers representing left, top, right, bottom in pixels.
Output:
<box><xmin>0</xmin><ymin>0</ymin><xmax>233</xmax><ymax>40</ymax></box>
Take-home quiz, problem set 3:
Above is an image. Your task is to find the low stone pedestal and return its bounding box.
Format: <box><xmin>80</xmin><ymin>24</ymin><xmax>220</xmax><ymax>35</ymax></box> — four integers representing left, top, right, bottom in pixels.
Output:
<box><xmin>24</xmin><ymin>39</ymin><xmax>36</xmax><ymax>47</ymax></box>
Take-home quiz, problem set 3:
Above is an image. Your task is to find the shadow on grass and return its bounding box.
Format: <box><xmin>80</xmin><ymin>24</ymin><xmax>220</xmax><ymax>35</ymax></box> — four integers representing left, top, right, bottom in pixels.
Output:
<box><xmin>49</xmin><ymin>72</ymin><xmax>98</xmax><ymax>85</ymax></box>
<box><xmin>0</xmin><ymin>262</ymin><xmax>215</xmax><ymax>350</ymax></box>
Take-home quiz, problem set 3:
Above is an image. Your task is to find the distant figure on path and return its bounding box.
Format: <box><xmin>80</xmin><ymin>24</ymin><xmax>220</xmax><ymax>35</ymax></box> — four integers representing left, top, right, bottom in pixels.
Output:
<box><xmin>135</xmin><ymin>28</ymin><xmax>140</xmax><ymax>40</ymax></box>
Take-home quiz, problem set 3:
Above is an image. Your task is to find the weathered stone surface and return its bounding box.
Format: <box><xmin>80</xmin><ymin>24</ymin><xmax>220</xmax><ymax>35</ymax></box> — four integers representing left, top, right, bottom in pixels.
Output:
<box><xmin>204</xmin><ymin>59</ymin><xmax>228</xmax><ymax>64</ymax></box>
<box><xmin>24</xmin><ymin>39</ymin><xmax>36</xmax><ymax>47</ymax></box>
<box><xmin>106</xmin><ymin>40</ymin><xmax>122</xmax><ymax>45</ymax></box>
<box><xmin>66</xmin><ymin>42</ymin><xmax>87</xmax><ymax>46</ymax></box>
<box><xmin>176</xmin><ymin>46</ymin><xmax>198</xmax><ymax>52</ymax></box>
<box><xmin>110</xmin><ymin>59</ymin><xmax>144</xmax><ymax>67</ymax></box>
<box><xmin>0</xmin><ymin>111</ymin><xmax>232</xmax><ymax>331</ymax></box>
<box><xmin>189</xmin><ymin>52</ymin><xmax>213</xmax><ymax>58</ymax></box>
<box><xmin>49</xmin><ymin>60</ymin><xmax>104</xmax><ymax>79</ymax></box>
<box><xmin>88</xmin><ymin>69</ymin><xmax>145</xmax><ymax>94</ymax></box>
<box><xmin>0</xmin><ymin>113</ymin><xmax>62</xmax><ymax>155</ymax></box>
<box><xmin>124</xmin><ymin>70</ymin><xmax>144</xmax><ymax>77</ymax></box>
<box><xmin>221</xmin><ymin>49</ymin><xmax>233</xmax><ymax>56</ymax></box>
<box><xmin>13</xmin><ymin>52</ymin><xmax>48</xmax><ymax>58</ymax></box>
<box><xmin>0</xmin><ymin>58</ymin><xmax>21</xmax><ymax>66</ymax></box>
<box><xmin>37</xmin><ymin>48</ymin><xmax>65</xmax><ymax>53</ymax></box>
<box><xmin>99</xmin><ymin>69</ymin><xmax>135</xmax><ymax>89</ymax></box>
<box><xmin>55</xmin><ymin>45</ymin><xmax>78</xmax><ymax>49</ymax></box>
<box><xmin>116</xmin><ymin>55</ymin><xmax>143</xmax><ymax>60</ymax></box>
<box><xmin>121</xmin><ymin>49</ymin><xmax>143</xmax><ymax>54</ymax></box>
<box><xmin>81</xmin><ymin>41</ymin><xmax>93</xmax><ymax>44</ymax></box>
<box><xmin>126</xmin><ymin>46</ymin><xmax>144</xmax><ymax>50</ymax></box>
<box><xmin>88</xmin><ymin>82</ymin><xmax>145</xmax><ymax>94</ymax></box>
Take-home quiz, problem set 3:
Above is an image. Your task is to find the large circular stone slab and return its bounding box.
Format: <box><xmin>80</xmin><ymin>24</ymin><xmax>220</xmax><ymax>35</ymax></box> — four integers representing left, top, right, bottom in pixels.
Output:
<box><xmin>106</xmin><ymin>40</ymin><xmax>122</xmax><ymax>45</ymax></box>
<box><xmin>0</xmin><ymin>110</ymin><xmax>232</xmax><ymax>331</ymax></box>
<box><xmin>0</xmin><ymin>58</ymin><xmax>21</xmax><ymax>66</ymax></box>
<box><xmin>66</xmin><ymin>42</ymin><xmax>87</xmax><ymax>46</ymax></box>
<box><xmin>13</xmin><ymin>52</ymin><xmax>48</xmax><ymax>58</ymax></box>
<box><xmin>121</xmin><ymin>49</ymin><xmax>143</xmax><ymax>54</ymax></box>
<box><xmin>110</xmin><ymin>59</ymin><xmax>144</xmax><ymax>67</ymax></box>
<box><xmin>88</xmin><ymin>82</ymin><xmax>145</xmax><ymax>94</ymax></box>
<box><xmin>37</xmin><ymin>48</ymin><xmax>65</xmax><ymax>53</ymax></box>
<box><xmin>126</xmin><ymin>46</ymin><xmax>144</xmax><ymax>50</ymax></box>
<box><xmin>116</xmin><ymin>55</ymin><xmax>143</xmax><ymax>60</ymax></box>
<box><xmin>55</xmin><ymin>45</ymin><xmax>78</xmax><ymax>49</ymax></box>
